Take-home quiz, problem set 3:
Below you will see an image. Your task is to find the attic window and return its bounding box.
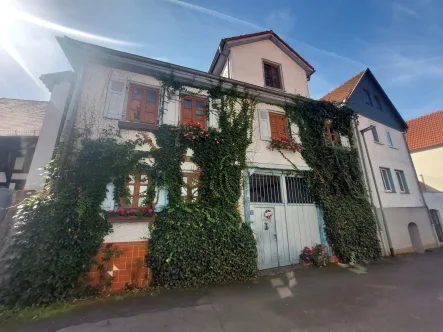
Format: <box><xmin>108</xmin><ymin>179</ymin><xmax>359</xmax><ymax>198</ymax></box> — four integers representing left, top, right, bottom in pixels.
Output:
<box><xmin>363</xmin><ymin>89</ymin><xmax>373</xmax><ymax>106</ymax></box>
<box><xmin>263</xmin><ymin>61</ymin><xmax>282</xmax><ymax>89</ymax></box>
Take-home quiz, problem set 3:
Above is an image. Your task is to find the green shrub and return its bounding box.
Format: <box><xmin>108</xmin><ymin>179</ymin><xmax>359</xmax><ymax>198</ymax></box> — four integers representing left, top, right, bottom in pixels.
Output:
<box><xmin>0</xmin><ymin>133</ymin><xmax>145</xmax><ymax>307</ymax></box>
<box><xmin>147</xmin><ymin>203</ymin><xmax>257</xmax><ymax>288</ymax></box>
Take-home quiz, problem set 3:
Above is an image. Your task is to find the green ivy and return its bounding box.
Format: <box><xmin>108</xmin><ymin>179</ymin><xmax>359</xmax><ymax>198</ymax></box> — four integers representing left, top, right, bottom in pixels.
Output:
<box><xmin>284</xmin><ymin>99</ymin><xmax>381</xmax><ymax>263</ymax></box>
<box><xmin>147</xmin><ymin>203</ymin><xmax>257</xmax><ymax>288</ymax></box>
<box><xmin>0</xmin><ymin>131</ymin><xmax>147</xmax><ymax>307</ymax></box>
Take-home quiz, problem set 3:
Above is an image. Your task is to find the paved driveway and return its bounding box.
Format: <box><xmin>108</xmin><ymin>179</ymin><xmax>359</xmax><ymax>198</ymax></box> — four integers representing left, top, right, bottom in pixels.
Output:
<box><xmin>8</xmin><ymin>249</ymin><xmax>443</xmax><ymax>332</ymax></box>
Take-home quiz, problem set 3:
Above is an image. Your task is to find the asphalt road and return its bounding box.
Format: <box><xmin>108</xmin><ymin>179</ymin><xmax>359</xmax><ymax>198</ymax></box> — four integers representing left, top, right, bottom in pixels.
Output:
<box><xmin>7</xmin><ymin>249</ymin><xmax>443</xmax><ymax>332</ymax></box>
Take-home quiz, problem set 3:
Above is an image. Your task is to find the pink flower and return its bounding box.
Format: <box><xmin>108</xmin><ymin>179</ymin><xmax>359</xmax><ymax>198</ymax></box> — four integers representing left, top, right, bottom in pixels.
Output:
<box><xmin>107</xmin><ymin>210</ymin><xmax>113</xmax><ymax>213</ymax></box>
<box><xmin>148</xmin><ymin>208</ymin><xmax>153</xmax><ymax>213</ymax></box>
<box><xmin>192</xmin><ymin>136</ymin><xmax>196</xmax><ymax>140</ymax></box>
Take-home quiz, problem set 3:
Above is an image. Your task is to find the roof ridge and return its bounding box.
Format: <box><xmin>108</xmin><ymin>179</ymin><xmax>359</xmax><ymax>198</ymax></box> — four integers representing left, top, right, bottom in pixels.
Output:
<box><xmin>320</xmin><ymin>69</ymin><xmax>366</xmax><ymax>102</ymax></box>
<box><xmin>407</xmin><ymin>109</ymin><xmax>443</xmax><ymax>122</ymax></box>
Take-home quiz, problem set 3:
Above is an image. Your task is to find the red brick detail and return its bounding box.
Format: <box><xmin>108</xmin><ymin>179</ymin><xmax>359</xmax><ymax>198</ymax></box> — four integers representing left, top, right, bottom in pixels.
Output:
<box><xmin>84</xmin><ymin>241</ymin><xmax>151</xmax><ymax>292</ymax></box>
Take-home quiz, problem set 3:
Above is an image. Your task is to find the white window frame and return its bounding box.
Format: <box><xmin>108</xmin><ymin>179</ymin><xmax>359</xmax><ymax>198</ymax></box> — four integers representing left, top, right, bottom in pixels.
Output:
<box><xmin>380</xmin><ymin>167</ymin><xmax>394</xmax><ymax>192</ymax></box>
<box><xmin>395</xmin><ymin>169</ymin><xmax>408</xmax><ymax>193</ymax></box>
<box><xmin>386</xmin><ymin>130</ymin><xmax>393</xmax><ymax>147</ymax></box>
<box><xmin>371</xmin><ymin>126</ymin><xmax>379</xmax><ymax>142</ymax></box>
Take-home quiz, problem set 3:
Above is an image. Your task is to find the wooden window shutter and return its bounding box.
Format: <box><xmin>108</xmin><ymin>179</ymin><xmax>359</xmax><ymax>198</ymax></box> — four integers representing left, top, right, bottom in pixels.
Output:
<box><xmin>269</xmin><ymin>112</ymin><xmax>288</xmax><ymax>140</ymax></box>
<box><xmin>258</xmin><ymin>110</ymin><xmax>271</xmax><ymax>141</ymax></box>
<box><xmin>101</xmin><ymin>183</ymin><xmax>116</xmax><ymax>211</ymax></box>
<box><xmin>208</xmin><ymin>98</ymin><xmax>219</xmax><ymax>129</ymax></box>
<box><xmin>290</xmin><ymin>122</ymin><xmax>300</xmax><ymax>143</ymax></box>
<box><xmin>104</xmin><ymin>79</ymin><xmax>125</xmax><ymax>119</ymax></box>
<box><xmin>180</xmin><ymin>96</ymin><xmax>207</xmax><ymax>128</ymax></box>
<box><xmin>126</xmin><ymin>85</ymin><xmax>159</xmax><ymax>124</ymax></box>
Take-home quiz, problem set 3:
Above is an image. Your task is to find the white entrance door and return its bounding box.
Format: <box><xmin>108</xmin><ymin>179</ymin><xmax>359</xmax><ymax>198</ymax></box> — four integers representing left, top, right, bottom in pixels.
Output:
<box><xmin>251</xmin><ymin>206</ymin><xmax>279</xmax><ymax>270</ymax></box>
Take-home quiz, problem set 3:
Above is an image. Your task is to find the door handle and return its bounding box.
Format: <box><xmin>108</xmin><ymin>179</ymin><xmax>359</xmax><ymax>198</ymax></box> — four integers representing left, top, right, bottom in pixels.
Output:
<box><xmin>273</xmin><ymin>234</ymin><xmax>277</xmax><ymax>240</ymax></box>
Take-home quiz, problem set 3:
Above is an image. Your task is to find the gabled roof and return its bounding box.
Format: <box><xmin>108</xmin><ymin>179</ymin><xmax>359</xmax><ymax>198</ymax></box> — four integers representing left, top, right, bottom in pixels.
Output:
<box><xmin>405</xmin><ymin>110</ymin><xmax>443</xmax><ymax>151</ymax></box>
<box><xmin>0</xmin><ymin>98</ymin><xmax>47</xmax><ymax>136</ymax></box>
<box><xmin>320</xmin><ymin>70</ymin><xmax>365</xmax><ymax>103</ymax></box>
<box><xmin>320</xmin><ymin>68</ymin><xmax>407</xmax><ymax>131</ymax></box>
<box><xmin>208</xmin><ymin>30</ymin><xmax>315</xmax><ymax>78</ymax></box>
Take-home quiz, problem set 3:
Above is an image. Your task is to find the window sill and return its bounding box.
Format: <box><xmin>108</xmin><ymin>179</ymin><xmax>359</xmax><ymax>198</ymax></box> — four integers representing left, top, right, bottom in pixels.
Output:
<box><xmin>118</xmin><ymin>121</ymin><xmax>159</xmax><ymax>132</ymax></box>
<box><xmin>388</xmin><ymin>146</ymin><xmax>398</xmax><ymax>150</ymax></box>
<box><xmin>263</xmin><ymin>85</ymin><xmax>286</xmax><ymax>93</ymax></box>
<box><xmin>384</xmin><ymin>191</ymin><xmax>395</xmax><ymax>194</ymax></box>
<box><xmin>108</xmin><ymin>215</ymin><xmax>155</xmax><ymax>223</ymax></box>
<box><xmin>400</xmin><ymin>191</ymin><xmax>410</xmax><ymax>194</ymax></box>
<box><xmin>374</xmin><ymin>141</ymin><xmax>384</xmax><ymax>145</ymax></box>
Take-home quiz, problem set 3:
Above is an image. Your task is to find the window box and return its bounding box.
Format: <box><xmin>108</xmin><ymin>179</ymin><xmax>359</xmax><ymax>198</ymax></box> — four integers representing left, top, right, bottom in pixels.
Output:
<box><xmin>267</xmin><ymin>137</ymin><xmax>304</xmax><ymax>153</ymax></box>
<box><xmin>118</xmin><ymin>121</ymin><xmax>159</xmax><ymax>132</ymax></box>
<box><xmin>107</xmin><ymin>215</ymin><xmax>155</xmax><ymax>223</ymax></box>
<box><xmin>105</xmin><ymin>207</ymin><xmax>156</xmax><ymax>223</ymax></box>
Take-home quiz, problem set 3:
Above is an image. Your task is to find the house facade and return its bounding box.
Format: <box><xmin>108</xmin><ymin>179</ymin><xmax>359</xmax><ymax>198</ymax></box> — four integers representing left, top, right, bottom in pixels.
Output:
<box><xmin>405</xmin><ymin>110</ymin><xmax>443</xmax><ymax>244</ymax></box>
<box><xmin>321</xmin><ymin>69</ymin><xmax>439</xmax><ymax>255</ymax></box>
<box><xmin>32</xmin><ymin>31</ymin><xmax>330</xmax><ymax>276</ymax></box>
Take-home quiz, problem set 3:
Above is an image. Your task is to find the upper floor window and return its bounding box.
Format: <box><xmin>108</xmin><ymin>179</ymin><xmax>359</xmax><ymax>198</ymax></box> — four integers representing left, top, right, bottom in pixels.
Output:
<box><xmin>395</xmin><ymin>170</ymin><xmax>409</xmax><ymax>193</ymax></box>
<box><xmin>269</xmin><ymin>112</ymin><xmax>288</xmax><ymax>140</ymax></box>
<box><xmin>324</xmin><ymin>122</ymin><xmax>339</xmax><ymax>146</ymax></box>
<box><xmin>373</xmin><ymin>95</ymin><xmax>383</xmax><ymax>110</ymax></box>
<box><xmin>386</xmin><ymin>130</ymin><xmax>393</xmax><ymax>147</ymax></box>
<box><xmin>380</xmin><ymin>167</ymin><xmax>395</xmax><ymax>192</ymax></box>
<box><xmin>363</xmin><ymin>89</ymin><xmax>373</xmax><ymax>106</ymax></box>
<box><xmin>120</xmin><ymin>173</ymin><xmax>151</xmax><ymax>208</ymax></box>
<box><xmin>371</xmin><ymin>126</ymin><xmax>379</xmax><ymax>142</ymax></box>
<box><xmin>263</xmin><ymin>61</ymin><xmax>282</xmax><ymax>89</ymax></box>
<box><xmin>126</xmin><ymin>84</ymin><xmax>159</xmax><ymax>124</ymax></box>
<box><xmin>181</xmin><ymin>96</ymin><xmax>207</xmax><ymax>129</ymax></box>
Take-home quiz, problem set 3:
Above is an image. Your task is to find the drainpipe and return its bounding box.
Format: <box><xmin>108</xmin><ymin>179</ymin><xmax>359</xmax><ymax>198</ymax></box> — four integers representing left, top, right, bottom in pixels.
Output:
<box><xmin>244</xmin><ymin>169</ymin><xmax>251</xmax><ymax>225</ymax></box>
<box><xmin>360</xmin><ymin>125</ymin><xmax>394</xmax><ymax>257</ymax></box>
<box><xmin>354</xmin><ymin>120</ymin><xmax>387</xmax><ymax>256</ymax></box>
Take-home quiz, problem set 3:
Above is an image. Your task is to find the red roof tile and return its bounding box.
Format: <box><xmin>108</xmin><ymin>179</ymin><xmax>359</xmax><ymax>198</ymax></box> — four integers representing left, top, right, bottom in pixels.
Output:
<box><xmin>224</xmin><ymin>30</ymin><xmax>314</xmax><ymax>71</ymax></box>
<box><xmin>320</xmin><ymin>70</ymin><xmax>365</xmax><ymax>103</ymax></box>
<box><xmin>405</xmin><ymin>110</ymin><xmax>443</xmax><ymax>151</ymax></box>
<box><xmin>0</xmin><ymin>98</ymin><xmax>47</xmax><ymax>136</ymax></box>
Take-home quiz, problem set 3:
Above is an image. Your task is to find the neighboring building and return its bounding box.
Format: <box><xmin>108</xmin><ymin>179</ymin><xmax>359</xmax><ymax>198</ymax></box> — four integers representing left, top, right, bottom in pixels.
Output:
<box><xmin>405</xmin><ymin>110</ymin><xmax>443</xmax><ymax>192</ymax></box>
<box><xmin>0</xmin><ymin>98</ymin><xmax>47</xmax><ymax>190</ymax></box>
<box><xmin>35</xmin><ymin>31</ymin><xmax>325</xmax><ymax>274</ymax></box>
<box><xmin>405</xmin><ymin>110</ymin><xmax>443</xmax><ymax>244</ymax></box>
<box><xmin>321</xmin><ymin>68</ymin><xmax>439</xmax><ymax>255</ymax></box>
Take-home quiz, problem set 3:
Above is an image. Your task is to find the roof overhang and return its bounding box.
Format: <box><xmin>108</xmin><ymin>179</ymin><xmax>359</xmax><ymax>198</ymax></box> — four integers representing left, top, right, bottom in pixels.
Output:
<box><xmin>40</xmin><ymin>71</ymin><xmax>76</xmax><ymax>92</ymax></box>
<box><xmin>56</xmin><ymin>36</ymin><xmax>310</xmax><ymax>107</ymax></box>
<box><xmin>208</xmin><ymin>31</ymin><xmax>315</xmax><ymax>79</ymax></box>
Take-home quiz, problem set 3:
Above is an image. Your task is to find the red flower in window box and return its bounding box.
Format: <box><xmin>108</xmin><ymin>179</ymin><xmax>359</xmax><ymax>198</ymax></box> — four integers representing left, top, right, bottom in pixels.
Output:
<box><xmin>268</xmin><ymin>137</ymin><xmax>304</xmax><ymax>153</ymax></box>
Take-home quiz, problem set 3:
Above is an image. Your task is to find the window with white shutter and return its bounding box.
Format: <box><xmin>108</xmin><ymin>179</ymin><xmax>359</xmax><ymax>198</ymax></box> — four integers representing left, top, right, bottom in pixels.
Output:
<box><xmin>258</xmin><ymin>110</ymin><xmax>271</xmax><ymax>141</ymax></box>
<box><xmin>104</xmin><ymin>79</ymin><xmax>125</xmax><ymax>119</ymax></box>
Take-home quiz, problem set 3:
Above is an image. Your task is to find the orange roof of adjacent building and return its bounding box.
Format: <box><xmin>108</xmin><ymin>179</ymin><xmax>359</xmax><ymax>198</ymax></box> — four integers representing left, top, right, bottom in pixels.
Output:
<box><xmin>320</xmin><ymin>70</ymin><xmax>365</xmax><ymax>103</ymax></box>
<box><xmin>406</xmin><ymin>110</ymin><xmax>443</xmax><ymax>151</ymax></box>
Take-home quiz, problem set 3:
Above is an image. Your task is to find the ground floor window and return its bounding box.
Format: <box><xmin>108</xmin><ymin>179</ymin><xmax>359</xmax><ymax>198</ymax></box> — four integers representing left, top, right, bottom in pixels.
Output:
<box><xmin>285</xmin><ymin>176</ymin><xmax>314</xmax><ymax>204</ymax></box>
<box><xmin>120</xmin><ymin>173</ymin><xmax>150</xmax><ymax>208</ymax></box>
<box><xmin>249</xmin><ymin>174</ymin><xmax>282</xmax><ymax>203</ymax></box>
<box><xmin>182</xmin><ymin>172</ymin><xmax>199</xmax><ymax>201</ymax></box>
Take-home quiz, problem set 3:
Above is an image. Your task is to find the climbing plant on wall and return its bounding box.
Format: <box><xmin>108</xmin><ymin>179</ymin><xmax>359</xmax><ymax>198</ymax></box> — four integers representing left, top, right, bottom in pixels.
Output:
<box><xmin>283</xmin><ymin>99</ymin><xmax>381</xmax><ymax>263</ymax></box>
<box><xmin>147</xmin><ymin>82</ymin><xmax>258</xmax><ymax>287</ymax></box>
<box><xmin>0</xmin><ymin>131</ymin><xmax>148</xmax><ymax>307</ymax></box>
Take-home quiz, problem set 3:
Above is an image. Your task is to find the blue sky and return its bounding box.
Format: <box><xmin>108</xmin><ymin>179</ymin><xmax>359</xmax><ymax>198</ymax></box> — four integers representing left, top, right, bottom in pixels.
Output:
<box><xmin>0</xmin><ymin>0</ymin><xmax>442</xmax><ymax>120</ymax></box>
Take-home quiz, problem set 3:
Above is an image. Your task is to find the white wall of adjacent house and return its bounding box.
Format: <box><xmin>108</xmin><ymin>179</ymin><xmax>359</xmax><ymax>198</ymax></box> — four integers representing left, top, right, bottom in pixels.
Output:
<box><xmin>356</xmin><ymin>115</ymin><xmax>424</xmax><ymax>208</ymax></box>
<box><xmin>229</xmin><ymin>39</ymin><xmax>309</xmax><ymax>97</ymax></box>
<box><xmin>411</xmin><ymin>146</ymin><xmax>443</xmax><ymax>192</ymax></box>
<box><xmin>25</xmin><ymin>80</ymin><xmax>73</xmax><ymax>190</ymax></box>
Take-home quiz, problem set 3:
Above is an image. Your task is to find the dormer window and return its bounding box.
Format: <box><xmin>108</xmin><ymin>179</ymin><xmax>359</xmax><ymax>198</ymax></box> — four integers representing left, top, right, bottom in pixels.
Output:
<box><xmin>263</xmin><ymin>60</ymin><xmax>282</xmax><ymax>89</ymax></box>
